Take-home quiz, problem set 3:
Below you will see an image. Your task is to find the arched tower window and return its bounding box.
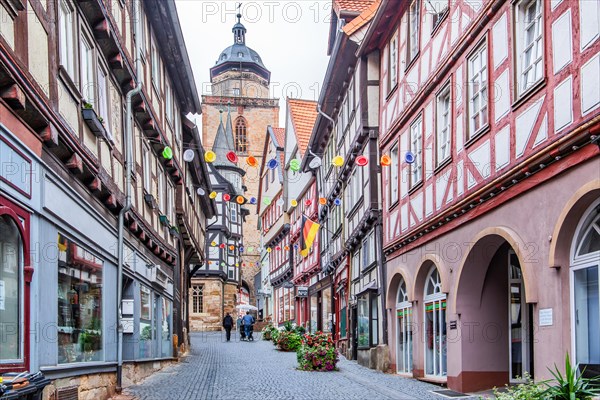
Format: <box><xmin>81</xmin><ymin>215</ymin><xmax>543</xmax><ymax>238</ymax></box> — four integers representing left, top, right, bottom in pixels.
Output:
<box><xmin>235</xmin><ymin>117</ymin><xmax>248</xmax><ymax>154</ymax></box>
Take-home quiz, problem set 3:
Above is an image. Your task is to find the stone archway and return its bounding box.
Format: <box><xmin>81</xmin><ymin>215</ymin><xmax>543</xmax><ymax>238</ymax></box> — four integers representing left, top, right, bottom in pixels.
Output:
<box><xmin>451</xmin><ymin>230</ymin><xmax>535</xmax><ymax>392</ymax></box>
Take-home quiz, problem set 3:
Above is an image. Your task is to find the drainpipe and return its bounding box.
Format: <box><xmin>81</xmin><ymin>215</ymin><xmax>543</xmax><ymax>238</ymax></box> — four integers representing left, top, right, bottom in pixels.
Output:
<box><xmin>117</xmin><ymin>0</ymin><xmax>143</xmax><ymax>392</ymax></box>
<box><xmin>317</xmin><ymin>104</ymin><xmax>335</xmax><ymax>125</ymax></box>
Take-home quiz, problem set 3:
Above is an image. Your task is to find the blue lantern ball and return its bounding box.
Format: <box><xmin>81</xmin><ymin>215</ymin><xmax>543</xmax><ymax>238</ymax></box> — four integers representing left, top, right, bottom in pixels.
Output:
<box><xmin>334</xmin><ymin>198</ymin><xmax>342</xmax><ymax>206</ymax></box>
<box><xmin>405</xmin><ymin>151</ymin><xmax>415</xmax><ymax>164</ymax></box>
<box><xmin>267</xmin><ymin>158</ymin><xmax>279</xmax><ymax>170</ymax></box>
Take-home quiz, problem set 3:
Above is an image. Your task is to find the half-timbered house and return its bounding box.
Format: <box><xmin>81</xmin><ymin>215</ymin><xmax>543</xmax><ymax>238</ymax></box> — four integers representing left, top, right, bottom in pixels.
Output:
<box><xmin>0</xmin><ymin>0</ymin><xmax>213</xmax><ymax>395</ymax></box>
<box><xmin>191</xmin><ymin>111</ymin><xmax>245</xmax><ymax>331</ymax></box>
<box><xmin>302</xmin><ymin>0</ymin><xmax>385</xmax><ymax>369</ymax></box>
<box><xmin>360</xmin><ymin>0</ymin><xmax>600</xmax><ymax>392</ymax></box>
<box><xmin>258</xmin><ymin>125</ymin><xmax>293</xmax><ymax>326</ymax></box>
<box><xmin>283</xmin><ymin>99</ymin><xmax>319</xmax><ymax>329</ymax></box>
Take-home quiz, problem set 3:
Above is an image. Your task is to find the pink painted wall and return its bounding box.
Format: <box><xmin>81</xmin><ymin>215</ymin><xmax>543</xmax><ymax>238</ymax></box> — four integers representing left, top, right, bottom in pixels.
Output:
<box><xmin>385</xmin><ymin>155</ymin><xmax>600</xmax><ymax>390</ymax></box>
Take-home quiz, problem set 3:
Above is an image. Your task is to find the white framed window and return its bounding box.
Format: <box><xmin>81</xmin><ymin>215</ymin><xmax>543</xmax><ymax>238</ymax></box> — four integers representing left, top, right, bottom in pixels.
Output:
<box><xmin>232</xmin><ymin>88</ymin><xmax>241</xmax><ymax>96</ymax></box>
<box><xmin>410</xmin><ymin>116</ymin><xmax>423</xmax><ymax>187</ymax></box>
<box><xmin>352</xmin><ymin>250</ymin><xmax>360</xmax><ymax>280</ymax></box>
<box><xmin>174</xmin><ymin>111</ymin><xmax>181</xmax><ymax>145</ymax></box>
<box><xmin>167</xmin><ymin>182</ymin><xmax>174</xmax><ymax>223</ymax></box>
<box><xmin>151</xmin><ymin>39</ymin><xmax>161</xmax><ymax>92</ymax></box>
<box><xmin>230</xmin><ymin>204</ymin><xmax>238</xmax><ymax>223</ymax></box>
<box><xmin>407</xmin><ymin>0</ymin><xmax>420</xmax><ymax>63</ymax></box>
<box><xmin>388</xmin><ymin>32</ymin><xmax>398</xmax><ymax>91</ymax></box>
<box><xmin>361</xmin><ymin>231</ymin><xmax>375</xmax><ymax>270</ymax></box>
<box><xmin>80</xmin><ymin>33</ymin><xmax>96</xmax><ymax>106</ymax></box>
<box><xmin>390</xmin><ymin>143</ymin><xmax>399</xmax><ymax>204</ymax></box>
<box><xmin>467</xmin><ymin>42</ymin><xmax>488</xmax><ymax>138</ymax></box>
<box><xmin>436</xmin><ymin>83</ymin><xmax>451</xmax><ymax>165</ymax></box>
<box><xmin>427</xmin><ymin>0</ymin><xmax>449</xmax><ymax>30</ymax></box>
<box><xmin>515</xmin><ymin>0</ymin><xmax>544</xmax><ymax>95</ymax></box>
<box><xmin>97</xmin><ymin>63</ymin><xmax>112</xmax><ymax>140</ymax></box>
<box><xmin>165</xmin><ymin>79</ymin><xmax>173</xmax><ymax>125</ymax></box>
<box><xmin>142</xmin><ymin>141</ymin><xmax>151</xmax><ymax>192</ymax></box>
<box><xmin>191</xmin><ymin>285</ymin><xmax>203</xmax><ymax>314</ymax></box>
<box><xmin>157</xmin><ymin>165</ymin><xmax>165</xmax><ymax>212</ymax></box>
<box><xmin>59</xmin><ymin>0</ymin><xmax>76</xmax><ymax>78</ymax></box>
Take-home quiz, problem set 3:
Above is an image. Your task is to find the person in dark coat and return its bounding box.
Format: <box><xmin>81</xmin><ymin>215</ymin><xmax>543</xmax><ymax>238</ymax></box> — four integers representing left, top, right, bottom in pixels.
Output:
<box><xmin>223</xmin><ymin>313</ymin><xmax>234</xmax><ymax>341</ymax></box>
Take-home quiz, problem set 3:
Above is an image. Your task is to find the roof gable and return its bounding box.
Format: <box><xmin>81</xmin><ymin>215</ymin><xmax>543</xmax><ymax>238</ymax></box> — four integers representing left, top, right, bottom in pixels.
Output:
<box><xmin>287</xmin><ymin>99</ymin><xmax>318</xmax><ymax>158</ymax></box>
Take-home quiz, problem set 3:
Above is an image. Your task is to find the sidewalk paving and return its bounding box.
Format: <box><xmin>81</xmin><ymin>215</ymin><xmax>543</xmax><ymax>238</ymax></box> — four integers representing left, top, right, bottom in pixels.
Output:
<box><xmin>117</xmin><ymin>331</ymin><xmax>481</xmax><ymax>400</ymax></box>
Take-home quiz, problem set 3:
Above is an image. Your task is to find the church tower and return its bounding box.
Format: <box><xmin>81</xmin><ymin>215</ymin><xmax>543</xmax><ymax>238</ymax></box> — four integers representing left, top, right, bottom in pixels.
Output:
<box><xmin>202</xmin><ymin>11</ymin><xmax>279</xmax><ymax>314</ymax></box>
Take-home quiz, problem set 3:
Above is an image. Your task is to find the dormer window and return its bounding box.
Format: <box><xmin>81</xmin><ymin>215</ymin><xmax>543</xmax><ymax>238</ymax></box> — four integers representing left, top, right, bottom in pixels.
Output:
<box><xmin>221</xmin><ymin>54</ymin><xmax>227</xmax><ymax>61</ymax></box>
<box><xmin>238</xmin><ymin>52</ymin><xmax>244</xmax><ymax>57</ymax></box>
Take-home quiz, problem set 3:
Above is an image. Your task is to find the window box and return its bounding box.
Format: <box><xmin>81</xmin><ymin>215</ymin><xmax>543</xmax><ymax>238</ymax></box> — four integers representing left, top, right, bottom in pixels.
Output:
<box><xmin>144</xmin><ymin>193</ymin><xmax>156</xmax><ymax>209</ymax></box>
<box><xmin>159</xmin><ymin>215</ymin><xmax>170</xmax><ymax>227</ymax></box>
<box><xmin>81</xmin><ymin>106</ymin><xmax>107</xmax><ymax>139</ymax></box>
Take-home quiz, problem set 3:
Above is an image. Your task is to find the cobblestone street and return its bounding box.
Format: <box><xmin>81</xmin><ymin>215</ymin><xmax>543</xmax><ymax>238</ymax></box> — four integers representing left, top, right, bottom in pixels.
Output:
<box><xmin>120</xmin><ymin>332</ymin><xmax>477</xmax><ymax>400</ymax></box>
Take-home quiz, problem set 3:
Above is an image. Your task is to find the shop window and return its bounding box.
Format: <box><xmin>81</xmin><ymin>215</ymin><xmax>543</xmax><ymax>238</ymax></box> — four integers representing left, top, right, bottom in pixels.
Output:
<box><xmin>161</xmin><ymin>298</ymin><xmax>172</xmax><ymax>358</ymax></box>
<box><xmin>396</xmin><ymin>278</ymin><xmax>413</xmax><ymax>374</ymax></box>
<box><xmin>57</xmin><ymin>234</ymin><xmax>103</xmax><ymax>364</ymax></box>
<box><xmin>423</xmin><ymin>266</ymin><xmax>447</xmax><ymax>377</ymax></box>
<box><xmin>571</xmin><ymin>202</ymin><xmax>600</xmax><ymax>370</ymax></box>
<box><xmin>322</xmin><ymin>287</ymin><xmax>332</xmax><ymax>333</ymax></box>
<box><xmin>357</xmin><ymin>290</ymin><xmax>378</xmax><ymax>349</ymax></box>
<box><xmin>339</xmin><ymin>290</ymin><xmax>347</xmax><ymax>339</ymax></box>
<box><xmin>0</xmin><ymin>215</ymin><xmax>22</xmax><ymax>362</ymax></box>
<box><xmin>139</xmin><ymin>285</ymin><xmax>152</xmax><ymax>358</ymax></box>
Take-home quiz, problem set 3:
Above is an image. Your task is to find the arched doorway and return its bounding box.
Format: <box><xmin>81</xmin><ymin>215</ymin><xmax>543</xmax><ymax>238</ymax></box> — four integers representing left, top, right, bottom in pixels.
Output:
<box><xmin>570</xmin><ymin>200</ymin><xmax>600</xmax><ymax>375</ymax></box>
<box><xmin>396</xmin><ymin>277</ymin><xmax>413</xmax><ymax>374</ymax></box>
<box><xmin>423</xmin><ymin>266</ymin><xmax>446</xmax><ymax>378</ymax></box>
<box><xmin>454</xmin><ymin>232</ymin><xmax>534</xmax><ymax>392</ymax></box>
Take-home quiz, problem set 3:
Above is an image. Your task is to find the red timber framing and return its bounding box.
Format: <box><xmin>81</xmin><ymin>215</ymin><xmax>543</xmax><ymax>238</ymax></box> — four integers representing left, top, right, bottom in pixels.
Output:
<box><xmin>0</xmin><ymin>196</ymin><xmax>32</xmax><ymax>373</ymax></box>
<box><xmin>369</xmin><ymin>0</ymin><xmax>600</xmax><ymax>256</ymax></box>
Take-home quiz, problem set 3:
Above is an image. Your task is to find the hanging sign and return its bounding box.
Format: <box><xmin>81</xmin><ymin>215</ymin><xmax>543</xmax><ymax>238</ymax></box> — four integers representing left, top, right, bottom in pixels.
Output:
<box><xmin>297</xmin><ymin>286</ymin><xmax>308</xmax><ymax>297</ymax></box>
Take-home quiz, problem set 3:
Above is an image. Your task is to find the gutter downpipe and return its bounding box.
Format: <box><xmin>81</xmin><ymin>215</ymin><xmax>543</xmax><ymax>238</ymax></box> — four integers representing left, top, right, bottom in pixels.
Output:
<box><xmin>117</xmin><ymin>0</ymin><xmax>143</xmax><ymax>392</ymax></box>
<box><xmin>316</xmin><ymin>104</ymin><xmax>337</xmax><ymax>340</ymax></box>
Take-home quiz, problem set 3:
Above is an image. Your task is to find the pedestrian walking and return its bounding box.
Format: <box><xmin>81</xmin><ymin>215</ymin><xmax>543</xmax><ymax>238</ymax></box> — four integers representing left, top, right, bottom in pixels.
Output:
<box><xmin>237</xmin><ymin>315</ymin><xmax>246</xmax><ymax>340</ymax></box>
<box><xmin>242</xmin><ymin>311</ymin><xmax>255</xmax><ymax>341</ymax></box>
<box><xmin>223</xmin><ymin>313</ymin><xmax>233</xmax><ymax>341</ymax></box>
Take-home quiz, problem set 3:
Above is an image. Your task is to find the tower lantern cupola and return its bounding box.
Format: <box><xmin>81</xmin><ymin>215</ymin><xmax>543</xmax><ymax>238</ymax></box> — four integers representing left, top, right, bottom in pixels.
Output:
<box><xmin>233</xmin><ymin>13</ymin><xmax>247</xmax><ymax>45</ymax></box>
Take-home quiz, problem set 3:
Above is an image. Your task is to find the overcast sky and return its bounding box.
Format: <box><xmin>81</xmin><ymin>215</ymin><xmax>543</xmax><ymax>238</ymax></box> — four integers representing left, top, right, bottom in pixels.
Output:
<box><xmin>175</xmin><ymin>1</ymin><xmax>332</xmax><ymax>125</ymax></box>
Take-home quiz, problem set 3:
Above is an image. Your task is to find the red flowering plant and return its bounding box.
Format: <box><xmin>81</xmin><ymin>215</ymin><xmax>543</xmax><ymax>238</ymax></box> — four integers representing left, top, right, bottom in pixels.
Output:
<box><xmin>296</xmin><ymin>331</ymin><xmax>339</xmax><ymax>371</ymax></box>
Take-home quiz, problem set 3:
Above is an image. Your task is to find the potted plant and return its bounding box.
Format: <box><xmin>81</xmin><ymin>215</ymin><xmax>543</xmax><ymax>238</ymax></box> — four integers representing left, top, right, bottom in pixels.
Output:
<box><xmin>296</xmin><ymin>331</ymin><xmax>339</xmax><ymax>372</ymax></box>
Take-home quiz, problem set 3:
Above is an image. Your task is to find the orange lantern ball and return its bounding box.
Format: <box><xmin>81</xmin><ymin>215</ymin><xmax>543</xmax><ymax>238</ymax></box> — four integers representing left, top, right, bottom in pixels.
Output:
<box><xmin>319</xmin><ymin>197</ymin><xmax>327</xmax><ymax>205</ymax></box>
<box><xmin>381</xmin><ymin>154</ymin><xmax>392</xmax><ymax>166</ymax></box>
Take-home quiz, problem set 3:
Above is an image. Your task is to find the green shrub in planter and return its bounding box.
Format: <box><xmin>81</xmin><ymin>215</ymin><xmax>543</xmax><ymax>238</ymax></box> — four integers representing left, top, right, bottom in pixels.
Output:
<box><xmin>271</xmin><ymin>329</ymin><xmax>280</xmax><ymax>346</ymax></box>
<box><xmin>277</xmin><ymin>331</ymin><xmax>302</xmax><ymax>352</ymax></box>
<box><xmin>296</xmin><ymin>332</ymin><xmax>338</xmax><ymax>372</ymax></box>
<box><xmin>261</xmin><ymin>324</ymin><xmax>275</xmax><ymax>340</ymax></box>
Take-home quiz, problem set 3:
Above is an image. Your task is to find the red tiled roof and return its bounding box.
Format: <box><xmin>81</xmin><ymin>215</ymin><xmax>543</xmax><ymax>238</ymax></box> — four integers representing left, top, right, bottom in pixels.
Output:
<box><xmin>271</xmin><ymin>127</ymin><xmax>286</xmax><ymax>167</ymax></box>
<box><xmin>287</xmin><ymin>99</ymin><xmax>318</xmax><ymax>157</ymax></box>
<box><xmin>343</xmin><ymin>0</ymin><xmax>381</xmax><ymax>35</ymax></box>
<box><xmin>333</xmin><ymin>0</ymin><xmax>377</xmax><ymax>15</ymax></box>
<box><xmin>272</xmin><ymin>127</ymin><xmax>286</xmax><ymax>148</ymax></box>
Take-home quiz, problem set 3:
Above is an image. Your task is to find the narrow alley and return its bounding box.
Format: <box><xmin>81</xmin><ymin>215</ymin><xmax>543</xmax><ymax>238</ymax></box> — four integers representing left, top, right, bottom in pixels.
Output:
<box><xmin>119</xmin><ymin>332</ymin><xmax>474</xmax><ymax>400</ymax></box>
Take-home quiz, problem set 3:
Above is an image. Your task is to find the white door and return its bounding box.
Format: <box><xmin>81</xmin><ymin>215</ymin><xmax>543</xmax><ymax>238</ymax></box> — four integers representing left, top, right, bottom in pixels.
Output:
<box><xmin>424</xmin><ymin>267</ymin><xmax>447</xmax><ymax>378</ymax></box>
